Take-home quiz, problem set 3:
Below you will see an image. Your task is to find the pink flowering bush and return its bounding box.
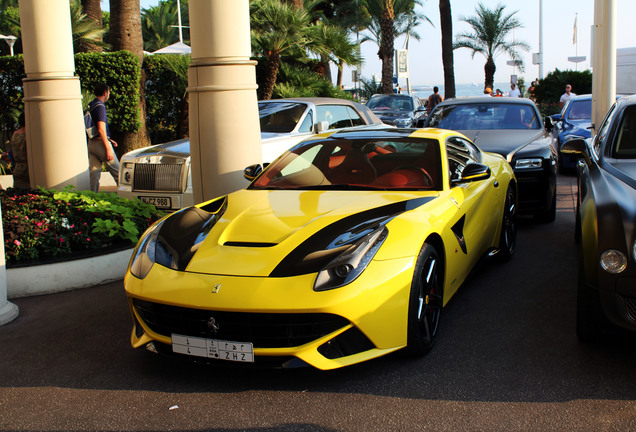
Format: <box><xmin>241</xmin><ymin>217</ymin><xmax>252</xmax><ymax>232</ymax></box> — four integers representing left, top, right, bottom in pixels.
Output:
<box><xmin>1</xmin><ymin>186</ymin><xmax>165</xmax><ymax>265</ymax></box>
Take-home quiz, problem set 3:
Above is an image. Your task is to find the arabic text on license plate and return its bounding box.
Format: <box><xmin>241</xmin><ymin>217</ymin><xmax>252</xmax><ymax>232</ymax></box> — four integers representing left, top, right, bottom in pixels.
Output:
<box><xmin>171</xmin><ymin>334</ymin><xmax>254</xmax><ymax>363</ymax></box>
<box><xmin>140</xmin><ymin>196</ymin><xmax>171</xmax><ymax>209</ymax></box>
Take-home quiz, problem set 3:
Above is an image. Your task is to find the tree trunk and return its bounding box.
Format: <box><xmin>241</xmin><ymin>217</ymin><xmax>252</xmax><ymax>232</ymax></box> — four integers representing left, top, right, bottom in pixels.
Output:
<box><xmin>380</xmin><ymin>1</ymin><xmax>395</xmax><ymax>94</ymax></box>
<box><xmin>337</xmin><ymin>59</ymin><xmax>344</xmax><ymax>89</ymax></box>
<box><xmin>79</xmin><ymin>0</ymin><xmax>102</xmax><ymax>52</ymax></box>
<box><xmin>262</xmin><ymin>51</ymin><xmax>281</xmax><ymax>100</ymax></box>
<box><xmin>439</xmin><ymin>0</ymin><xmax>455</xmax><ymax>99</ymax></box>
<box><xmin>319</xmin><ymin>54</ymin><xmax>332</xmax><ymax>83</ymax></box>
<box><xmin>285</xmin><ymin>0</ymin><xmax>303</xmax><ymax>9</ymax></box>
<box><xmin>109</xmin><ymin>0</ymin><xmax>151</xmax><ymax>154</ymax></box>
<box><xmin>484</xmin><ymin>55</ymin><xmax>496</xmax><ymax>90</ymax></box>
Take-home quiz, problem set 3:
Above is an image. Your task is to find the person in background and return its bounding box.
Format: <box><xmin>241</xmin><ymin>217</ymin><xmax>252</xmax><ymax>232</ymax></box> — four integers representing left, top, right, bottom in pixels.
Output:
<box><xmin>484</xmin><ymin>87</ymin><xmax>493</xmax><ymax>96</ymax></box>
<box><xmin>87</xmin><ymin>83</ymin><xmax>119</xmax><ymax>193</ymax></box>
<box><xmin>495</xmin><ymin>89</ymin><xmax>504</xmax><ymax>97</ymax></box>
<box><xmin>508</xmin><ymin>82</ymin><xmax>521</xmax><ymax>97</ymax></box>
<box><xmin>427</xmin><ymin>86</ymin><xmax>444</xmax><ymax>114</ymax></box>
<box><xmin>560</xmin><ymin>84</ymin><xmax>576</xmax><ymax>108</ymax></box>
<box><xmin>9</xmin><ymin>112</ymin><xmax>29</xmax><ymax>189</ymax></box>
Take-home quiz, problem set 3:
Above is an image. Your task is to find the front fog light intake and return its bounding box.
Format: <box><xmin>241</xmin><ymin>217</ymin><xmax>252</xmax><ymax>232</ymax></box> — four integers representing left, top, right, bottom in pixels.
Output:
<box><xmin>600</xmin><ymin>249</ymin><xmax>627</xmax><ymax>274</ymax></box>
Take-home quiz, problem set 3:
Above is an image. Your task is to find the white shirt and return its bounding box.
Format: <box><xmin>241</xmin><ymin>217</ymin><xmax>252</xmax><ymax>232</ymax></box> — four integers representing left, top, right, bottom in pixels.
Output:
<box><xmin>560</xmin><ymin>92</ymin><xmax>576</xmax><ymax>105</ymax></box>
<box><xmin>509</xmin><ymin>88</ymin><xmax>521</xmax><ymax>97</ymax></box>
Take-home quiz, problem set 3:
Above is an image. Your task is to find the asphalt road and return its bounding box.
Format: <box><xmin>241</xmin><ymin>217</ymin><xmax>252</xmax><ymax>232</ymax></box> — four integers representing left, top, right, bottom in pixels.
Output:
<box><xmin>2</xmin><ymin>174</ymin><xmax>636</xmax><ymax>432</ymax></box>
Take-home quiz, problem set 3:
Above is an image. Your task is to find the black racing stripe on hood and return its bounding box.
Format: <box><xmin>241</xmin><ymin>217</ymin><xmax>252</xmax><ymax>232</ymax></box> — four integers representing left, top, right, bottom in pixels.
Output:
<box><xmin>156</xmin><ymin>198</ymin><xmax>227</xmax><ymax>271</ymax></box>
<box><xmin>269</xmin><ymin>197</ymin><xmax>434</xmax><ymax>277</ymax></box>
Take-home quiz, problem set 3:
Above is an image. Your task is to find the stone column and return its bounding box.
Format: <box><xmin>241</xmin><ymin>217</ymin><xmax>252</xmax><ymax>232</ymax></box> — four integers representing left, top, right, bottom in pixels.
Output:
<box><xmin>187</xmin><ymin>0</ymin><xmax>261</xmax><ymax>203</ymax></box>
<box><xmin>19</xmin><ymin>0</ymin><xmax>90</xmax><ymax>190</ymax></box>
<box><xmin>0</xmin><ymin>205</ymin><xmax>18</xmax><ymax>326</ymax></box>
<box><xmin>592</xmin><ymin>0</ymin><xmax>617</xmax><ymax>134</ymax></box>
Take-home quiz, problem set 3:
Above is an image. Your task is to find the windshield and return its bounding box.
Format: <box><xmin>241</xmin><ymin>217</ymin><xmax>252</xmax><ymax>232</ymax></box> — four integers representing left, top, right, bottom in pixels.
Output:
<box><xmin>259</xmin><ymin>102</ymin><xmax>308</xmax><ymax>133</ymax></box>
<box><xmin>366</xmin><ymin>95</ymin><xmax>414</xmax><ymax>112</ymax></box>
<box><xmin>428</xmin><ymin>103</ymin><xmax>540</xmax><ymax>130</ymax></box>
<box><xmin>250</xmin><ymin>137</ymin><xmax>441</xmax><ymax>191</ymax></box>
<box><xmin>567</xmin><ymin>100</ymin><xmax>592</xmax><ymax>121</ymax></box>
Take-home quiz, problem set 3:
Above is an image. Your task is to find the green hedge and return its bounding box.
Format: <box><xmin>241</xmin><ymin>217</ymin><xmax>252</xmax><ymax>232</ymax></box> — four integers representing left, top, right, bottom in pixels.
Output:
<box><xmin>0</xmin><ymin>54</ymin><xmax>26</xmax><ymax>145</ymax></box>
<box><xmin>0</xmin><ymin>51</ymin><xmax>143</xmax><ymax>142</ymax></box>
<box><xmin>143</xmin><ymin>54</ymin><xmax>189</xmax><ymax>144</ymax></box>
<box><xmin>75</xmin><ymin>50</ymin><xmax>142</xmax><ymax>134</ymax></box>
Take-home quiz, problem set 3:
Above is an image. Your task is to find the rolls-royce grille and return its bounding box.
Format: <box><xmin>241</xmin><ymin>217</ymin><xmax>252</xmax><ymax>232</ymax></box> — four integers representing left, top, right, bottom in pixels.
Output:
<box><xmin>132</xmin><ymin>299</ymin><xmax>349</xmax><ymax>348</ymax></box>
<box><xmin>133</xmin><ymin>163</ymin><xmax>183</xmax><ymax>192</ymax></box>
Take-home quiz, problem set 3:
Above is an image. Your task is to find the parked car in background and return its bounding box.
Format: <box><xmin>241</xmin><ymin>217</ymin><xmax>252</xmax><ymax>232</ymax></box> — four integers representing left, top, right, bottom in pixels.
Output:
<box><xmin>425</xmin><ymin>97</ymin><xmax>558</xmax><ymax>222</ymax></box>
<box><xmin>551</xmin><ymin>94</ymin><xmax>592</xmax><ymax>171</ymax></box>
<box><xmin>124</xmin><ymin>128</ymin><xmax>517</xmax><ymax>369</ymax></box>
<box><xmin>117</xmin><ymin>98</ymin><xmax>385</xmax><ymax>211</ymax></box>
<box><xmin>365</xmin><ymin>93</ymin><xmax>427</xmax><ymax>128</ymax></box>
<box><xmin>562</xmin><ymin>95</ymin><xmax>636</xmax><ymax>342</ymax></box>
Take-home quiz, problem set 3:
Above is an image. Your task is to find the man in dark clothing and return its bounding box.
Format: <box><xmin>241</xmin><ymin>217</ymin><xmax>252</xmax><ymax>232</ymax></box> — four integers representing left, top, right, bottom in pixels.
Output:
<box><xmin>87</xmin><ymin>83</ymin><xmax>119</xmax><ymax>193</ymax></box>
<box><xmin>427</xmin><ymin>86</ymin><xmax>444</xmax><ymax>115</ymax></box>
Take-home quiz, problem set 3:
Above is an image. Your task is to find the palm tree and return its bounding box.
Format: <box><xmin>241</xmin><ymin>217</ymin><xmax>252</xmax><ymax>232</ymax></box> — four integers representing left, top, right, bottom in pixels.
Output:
<box><xmin>251</xmin><ymin>0</ymin><xmax>312</xmax><ymax>100</ymax></box>
<box><xmin>71</xmin><ymin>0</ymin><xmax>108</xmax><ymax>53</ymax></box>
<box><xmin>109</xmin><ymin>0</ymin><xmax>151</xmax><ymax>153</ymax></box>
<box><xmin>439</xmin><ymin>0</ymin><xmax>455</xmax><ymax>99</ymax></box>
<box><xmin>79</xmin><ymin>0</ymin><xmax>103</xmax><ymax>52</ymax></box>
<box><xmin>141</xmin><ymin>0</ymin><xmax>189</xmax><ymax>52</ymax></box>
<box><xmin>453</xmin><ymin>3</ymin><xmax>529</xmax><ymax>89</ymax></box>
<box><xmin>361</xmin><ymin>0</ymin><xmax>428</xmax><ymax>94</ymax></box>
<box><xmin>306</xmin><ymin>20</ymin><xmax>362</xmax><ymax>87</ymax></box>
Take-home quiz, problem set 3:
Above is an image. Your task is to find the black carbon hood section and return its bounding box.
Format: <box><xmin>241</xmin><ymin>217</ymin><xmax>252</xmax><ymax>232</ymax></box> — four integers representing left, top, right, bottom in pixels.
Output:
<box><xmin>156</xmin><ymin>198</ymin><xmax>227</xmax><ymax>271</ymax></box>
<box><xmin>270</xmin><ymin>197</ymin><xmax>434</xmax><ymax>277</ymax></box>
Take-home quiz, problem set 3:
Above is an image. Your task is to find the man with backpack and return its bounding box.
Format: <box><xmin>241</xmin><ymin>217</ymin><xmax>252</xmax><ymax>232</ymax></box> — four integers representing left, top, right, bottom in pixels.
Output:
<box><xmin>86</xmin><ymin>83</ymin><xmax>119</xmax><ymax>193</ymax></box>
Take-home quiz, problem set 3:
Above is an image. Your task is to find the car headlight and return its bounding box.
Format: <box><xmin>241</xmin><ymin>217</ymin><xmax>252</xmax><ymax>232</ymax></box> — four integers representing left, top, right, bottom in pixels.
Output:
<box><xmin>393</xmin><ymin>118</ymin><xmax>412</xmax><ymax>127</ymax></box>
<box><xmin>129</xmin><ymin>220</ymin><xmax>165</xmax><ymax>279</ymax></box>
<box><xmin>600</xmin><ymin>249</ymin><xmax>627</xmax><ymax>274</ymax></box>
<box><xmin>514</xmin><ymin>158</ymin><xmax>542</xmax><ymax>169</ymax></box>
<box><xmin>314</xmin><ymin>226</ymin><xmax>388</xmax><ymax>291</ymax></box>
<box><xmin>121</xmin><ymin>162</ymin><xmax>134</xmax><ymax>185</ymax></box>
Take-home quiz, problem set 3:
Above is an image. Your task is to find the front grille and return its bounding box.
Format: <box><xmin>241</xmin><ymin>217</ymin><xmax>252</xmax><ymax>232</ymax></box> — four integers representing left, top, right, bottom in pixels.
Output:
<box><xmin>132</xmin><ymin>299</ymin><xmax>349</xmax><ymax>348</ymax></box>
<box><xmin>624</xmin><ymin>297</ymin><xmax>636</xmax><ymax>323</ymax></box>
<box><xmin>133</xmin><ymin>163</ymin><xmax>184</xmax><ymax>192</ymax></box>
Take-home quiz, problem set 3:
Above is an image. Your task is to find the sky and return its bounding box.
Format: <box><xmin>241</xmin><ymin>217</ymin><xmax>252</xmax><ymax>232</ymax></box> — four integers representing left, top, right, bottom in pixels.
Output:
<box><xmin>119</xmin><ymin>0</ymin><xmax>636</xmax><ymax>87</ymax></box>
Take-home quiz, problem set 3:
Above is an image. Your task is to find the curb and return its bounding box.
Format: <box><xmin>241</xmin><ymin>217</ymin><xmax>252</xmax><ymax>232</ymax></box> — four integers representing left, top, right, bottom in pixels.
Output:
<box><xmin>7</xmin><ymin>247</ymin><xmax>133</xmax><ymax>299</ymax></box>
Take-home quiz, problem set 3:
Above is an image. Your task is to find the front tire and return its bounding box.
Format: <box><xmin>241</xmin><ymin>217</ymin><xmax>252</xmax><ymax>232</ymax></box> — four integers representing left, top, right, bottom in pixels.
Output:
<box><xmin>497</xmin><ymin>184</ymin><xmax>517</xmax><ymax>261</ymax></box>
<box><xmin>405</xmin><ymin>243</ymin><xmax>443</xmax><ymax>356</ymax></box>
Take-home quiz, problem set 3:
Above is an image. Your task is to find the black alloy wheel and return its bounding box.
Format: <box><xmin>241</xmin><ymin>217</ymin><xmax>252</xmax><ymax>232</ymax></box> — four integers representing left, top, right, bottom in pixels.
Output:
<box><xmin>406</xmin><ymin>243</ymin><xmax>443</xmax><ymax>355</ymax></box>
<box><xmin>498</xmin><ymin>184</ymin><xmax>517</xmax><ymax>261</ymax></box>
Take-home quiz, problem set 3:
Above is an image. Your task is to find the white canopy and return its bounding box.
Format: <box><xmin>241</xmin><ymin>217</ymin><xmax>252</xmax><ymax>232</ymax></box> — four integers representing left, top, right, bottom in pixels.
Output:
<box><xmin>151</xmin><ymin>41</ymin><xmax>191</xmax><ymax>55</ymax></box>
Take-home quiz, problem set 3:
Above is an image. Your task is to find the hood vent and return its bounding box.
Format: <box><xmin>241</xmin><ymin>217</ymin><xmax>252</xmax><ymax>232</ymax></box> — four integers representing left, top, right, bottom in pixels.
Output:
<box><xmin>223</xmin><ymin>241</ymin><xmax>277</xmax><ymax>248</ymax></box>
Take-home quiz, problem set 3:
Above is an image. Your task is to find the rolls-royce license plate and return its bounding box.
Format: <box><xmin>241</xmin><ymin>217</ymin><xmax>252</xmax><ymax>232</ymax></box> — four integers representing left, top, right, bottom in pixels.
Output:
<box><xmin>140</xmin><ymin>196</ymin><xmax>171</xmax><ymax>209</ymax></box>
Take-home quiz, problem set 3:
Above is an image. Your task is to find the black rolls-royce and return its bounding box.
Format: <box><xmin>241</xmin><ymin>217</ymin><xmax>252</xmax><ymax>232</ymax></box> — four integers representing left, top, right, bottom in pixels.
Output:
<box><xmin>425</xmin><ymin>97</ymin><xmax>557</xmax><ymax>222</ymax></box>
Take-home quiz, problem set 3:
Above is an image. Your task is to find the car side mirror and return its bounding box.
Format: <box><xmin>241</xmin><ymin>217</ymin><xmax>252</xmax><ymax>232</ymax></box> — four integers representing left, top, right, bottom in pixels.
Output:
<box><xmin>544</xmin><ymin>116</ymin><xmax>554</xmax><ymax>132</ymax></box>
<box><xmin>244</xmin><ymin>164</ymin><xmax>263</xmax><ymax>181</ymax></box>
<box><xmin>452</xmin><ymin>163</ymin><xmax>491</xmax><ymax>185</ymax></box>
<box><xmin>561</xmin><ymin>138</ymin><xmax>587</xmax><ymax>156</ymax></box>
<box><xmin>416</xmin><ymin>106</ymin><xmax>426</xmax><ymax>112</ymax></box>
<box><xmin>316</xmin><ymin>120</ymin><xmax>329</xmax><ymax>134</ymax></box>
<box><xmin>550</xmin><ymin>113</ymin><xmax>563</xmax><ymax>122</ymax></box>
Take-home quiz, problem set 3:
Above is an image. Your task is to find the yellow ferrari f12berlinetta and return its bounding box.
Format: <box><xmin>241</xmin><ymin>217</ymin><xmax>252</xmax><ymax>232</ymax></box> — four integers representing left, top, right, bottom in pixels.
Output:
<box><xmin>125</xmin><ymin>127</ymin><xmax>517</xmax><ymax>370</ymax></box>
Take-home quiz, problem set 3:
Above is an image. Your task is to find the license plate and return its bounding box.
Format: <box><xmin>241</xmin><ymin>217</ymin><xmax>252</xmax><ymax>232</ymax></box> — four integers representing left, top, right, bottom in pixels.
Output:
<box><xmin>140</xmin><ymin>196</ymin><xmax>171</xmax><ymax>209</ymax></box>
<box><xmin>172</xmin><ymin>334</ymin><xmax>254</xmax><ymax>363</ymax></box>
